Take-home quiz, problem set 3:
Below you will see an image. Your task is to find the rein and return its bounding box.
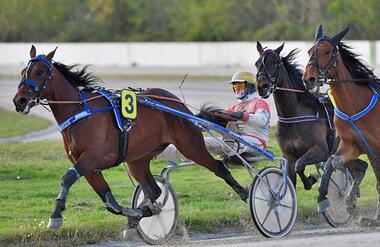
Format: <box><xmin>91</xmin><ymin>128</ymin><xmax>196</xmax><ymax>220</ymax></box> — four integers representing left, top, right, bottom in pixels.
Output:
<box><xmin>319</xmin><ymin>78</ymin><xmax>380</xmax><ymax>84</ymax></box>
<box><xmin>276</xmin><ymin>87</ymin><xmax>305</xmax><ymax>93</ymax></box>
<box><xmin>41</xmin><ymin>92</ymin><xmax>238</xmax><ymax>122</ymax></box>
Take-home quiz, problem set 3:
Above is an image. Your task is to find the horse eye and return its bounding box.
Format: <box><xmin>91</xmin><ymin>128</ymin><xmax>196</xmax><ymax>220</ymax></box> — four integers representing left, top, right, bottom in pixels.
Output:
<box><xmin>272</xmin><ymin>61</ymin><xmax>277</xmax><ymax>65</ymax></box>
<box><xmin>36</xmin><ymin>70</ymin><xmax>43</xmax><ymax>76</ymax></box>
<box><xmin>324</xmin><ymin>51</ymin><xmax>331</xmax><ymax>56</ymax></box>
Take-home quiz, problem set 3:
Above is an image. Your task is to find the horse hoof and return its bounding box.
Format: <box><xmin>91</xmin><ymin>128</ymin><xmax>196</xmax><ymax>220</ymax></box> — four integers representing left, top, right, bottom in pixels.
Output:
<box><xmin>359</xmin><ymin>217</ymin><xmax>380</xmax><ymax>227</ymax></box>
<box><xmin>47</xmin><ymin>217</ymin><xmax>63</xmax><ymax>229</ymax></box>
<box><xmin>122</xmin><ymin>208</ymin><xmax>143</xmax><ymax>218</ymax></box>
<box><xmin>122</xmin><ymin>228</ymin><xmax>139</xmax><ymax>240</ymax></box>
<box><xmin>317</xmin><ymin>199</ymin><xmax>330</xmax><ymax>214</ymax></box>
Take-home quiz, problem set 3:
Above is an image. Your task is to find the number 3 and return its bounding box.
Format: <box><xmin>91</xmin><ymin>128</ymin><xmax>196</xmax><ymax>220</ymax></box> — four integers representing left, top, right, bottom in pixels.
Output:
<box><xmin>121</xmin><ymin>90</ymin><xmax>137</xmax><ymax>119</ymax></box>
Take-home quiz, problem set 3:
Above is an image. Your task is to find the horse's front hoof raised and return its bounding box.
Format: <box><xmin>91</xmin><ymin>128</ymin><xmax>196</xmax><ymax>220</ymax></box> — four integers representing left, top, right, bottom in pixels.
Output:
<box><xmin>317</xmin><ymin>199</ymin><xmax>330</xmax><ymax>214</ymax></box>
<box><xmin>47</xmin><ymin>217</ymin><xmax>63</xmax><ymax>229</ymax></box>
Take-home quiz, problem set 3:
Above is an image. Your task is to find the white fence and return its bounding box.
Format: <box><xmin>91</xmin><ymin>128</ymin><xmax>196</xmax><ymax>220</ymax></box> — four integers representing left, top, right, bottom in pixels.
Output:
<box><xmin>0</xmin><ymin>41</ymin><xmax>378</xmax><ymax>70</ymax></box>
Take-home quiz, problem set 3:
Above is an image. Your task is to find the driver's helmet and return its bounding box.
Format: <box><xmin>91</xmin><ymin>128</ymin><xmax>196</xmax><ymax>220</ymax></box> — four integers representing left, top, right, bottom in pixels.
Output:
<box><xmin>228</xmin><ymin>71</ymin><xmax>256</xmax><ymax>99</ymax></box>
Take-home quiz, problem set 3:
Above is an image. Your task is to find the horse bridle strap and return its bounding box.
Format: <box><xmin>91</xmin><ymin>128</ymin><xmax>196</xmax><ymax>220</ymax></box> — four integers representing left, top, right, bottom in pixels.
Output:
<box><xmin>256</xmin><ymin>51</ymin><xmax>283</xmax><ymax>85</ymax></box>
<box><xmin>19</xmin><ymin>54</ymin><xmax>53</xmax><ymax>101</ymax></box>
<box><xmin>256</xmin><ymin>50</ymin><xmax>304</xmax><ymax>94</ymax></box>
<box><xmin>307</xmin><ymin>39</ymin><xmax>339</xmax><ymax>84</ymax></box>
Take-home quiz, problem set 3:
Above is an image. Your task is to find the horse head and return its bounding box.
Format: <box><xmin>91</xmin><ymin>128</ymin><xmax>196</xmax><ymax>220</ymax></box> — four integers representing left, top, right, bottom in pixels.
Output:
<box><xmin>13</xmin><ymin>45</ymin><xmax>57</xmax><ymax>114</ymax></box>
<box><xmin>255</xmin><ymin>41</ymin><xmax>284</xmax><ymax>98</ymax></box>
<box><xmin>303</xmin><ymin>25</ymin><xmax>349</xmax><ymax>93</ymax></box>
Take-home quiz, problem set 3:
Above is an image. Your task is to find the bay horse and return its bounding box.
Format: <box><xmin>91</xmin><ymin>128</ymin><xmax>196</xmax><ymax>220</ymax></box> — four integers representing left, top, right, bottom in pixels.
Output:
<box><xmin>12</xmin><ymin>46</ymin><xmax>248</xmax><ymax>230</ymax></box>
<box><xmin>303</xmin><ymin>25</ymin><xmax>379</xmax><ymax>226</ymax></box>
<box><xmin>255</xmin><ymin>41</ymin><xmax>337</xmax><ymax>190</ymax></box>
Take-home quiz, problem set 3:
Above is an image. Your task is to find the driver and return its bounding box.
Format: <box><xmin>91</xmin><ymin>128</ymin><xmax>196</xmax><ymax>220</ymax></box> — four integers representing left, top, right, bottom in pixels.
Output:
<box><xmin>156</xmin><ymin>71</ymin><xmax>271</xmax><ymax>161</ymax></box>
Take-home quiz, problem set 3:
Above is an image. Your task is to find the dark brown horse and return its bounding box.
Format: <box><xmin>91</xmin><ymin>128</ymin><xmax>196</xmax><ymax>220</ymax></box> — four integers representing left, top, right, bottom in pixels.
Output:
<box><xmin>303</xmin><ymin>25</ymin><xmax>379</xmax><ymax>225</ymax></box>
<box><xmin>12</xmin><ymin>46</ymin><xmax>248</xmax><ymax>230</ymax></box>
<box><xmin>255</xmin><ymin>41</ymin><xmax>338</xmax><ymax>190</ymax></box>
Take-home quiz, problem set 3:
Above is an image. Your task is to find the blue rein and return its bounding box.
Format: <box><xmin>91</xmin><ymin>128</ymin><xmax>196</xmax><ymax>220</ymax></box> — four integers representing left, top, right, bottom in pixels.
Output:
<box><xmin>333</xmin><ymin>85</ymin><xmax>379</xmax><ymax>157</ymax></box>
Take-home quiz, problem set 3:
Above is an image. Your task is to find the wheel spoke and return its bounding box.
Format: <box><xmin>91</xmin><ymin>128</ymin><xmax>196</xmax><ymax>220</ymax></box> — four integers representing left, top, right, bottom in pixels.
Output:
<box><xmin>278</xmin><ymin>203</ymin><xmax>293</xmax><ymax>209</ymax></box>
<box><xmin>265</xmin><ymin>174</ymin><xmax>272</xmax><ymax>190</ymax></box>
<box><xmin>330</xmin><ymin>176</ymin><xmax>344</xmax><ymax>196</ymax></box>
<box><xmin>254</xmin><ymin>196</ymin><xmax>271</xmax><ymax>202</ymax></box>
<box><xmin>262</xmin><ymin>205</ymin><xmax>274</xmax><ymax>226</ymax></box>
<box><xmin>274</xmin><ymin>210</ymin><xmax>282</xmax><ymax>232</ymax></box>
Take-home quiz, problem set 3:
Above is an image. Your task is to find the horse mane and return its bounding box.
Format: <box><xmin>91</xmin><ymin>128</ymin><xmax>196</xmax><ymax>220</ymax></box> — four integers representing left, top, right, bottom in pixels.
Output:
<box><xmin>280</xmin><ymin>49</ymin><xmax>306</xmax><ymax>91</ymax></box>
<box><xmin>280</xmin><ymin>49</ymin><xmax>323</xmax><ymax>112</ymax></box>
<box><xmin>338</xmin><ymin>42</ymin><xmax>378</xmax><ymax>84</ymax></box>
<box><xmin>53</xmin><ymin>62</ymin><xmax>100</xmax><ymax>89</ymax></box>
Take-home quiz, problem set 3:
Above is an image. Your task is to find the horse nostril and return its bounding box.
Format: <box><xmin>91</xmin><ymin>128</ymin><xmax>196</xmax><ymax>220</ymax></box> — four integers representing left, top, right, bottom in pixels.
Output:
<box><xmin>309</xmin><ymin>77</ymin><xmax>317</xmax><ymax>84</ymax></box>
<box><xmin>18</xmin><ymin>97</ymin><xmax>28</xmax><ymax>107</ymax></box>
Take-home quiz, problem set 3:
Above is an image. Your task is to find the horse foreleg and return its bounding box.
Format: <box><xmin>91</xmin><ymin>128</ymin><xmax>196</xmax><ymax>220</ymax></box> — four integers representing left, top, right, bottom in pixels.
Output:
<box><xmin>295</xmin><ymin>144</ymin><xmax>328</xmax><ymax>190</ymax></box>
<box><xmin>47</xmin><ymin>166</ymin><xmax>81</xmax><ymax>229</ymax></box>
<box><xmin>317</xmin><ymin>141</ymin><xmax>361</xmax><ymax>213</ymax></box>
<box><xmin>345</xmin><ymin>159</ymin><xmax>368</xmax><ymax>216</ymax></box>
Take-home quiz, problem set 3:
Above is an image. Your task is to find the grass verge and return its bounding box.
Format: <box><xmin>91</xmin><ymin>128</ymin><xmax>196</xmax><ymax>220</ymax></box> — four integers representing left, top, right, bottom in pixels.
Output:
<box><xmin>0</xmin><ymin>135</ymin><xmax>378</xmax><ymax>246</ymax></box>
<box><xmin>0</xmin><ymin>109</ymin><xmax>51</xmax><ymax>138</ymax></box>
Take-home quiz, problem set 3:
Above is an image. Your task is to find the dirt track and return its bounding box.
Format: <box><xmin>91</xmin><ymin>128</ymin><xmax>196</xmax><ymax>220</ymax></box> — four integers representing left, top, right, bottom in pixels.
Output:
<box><xmin>85</xmin><ymin>226</ymin><xmax>380</xmax><ymax>247</ymax></box>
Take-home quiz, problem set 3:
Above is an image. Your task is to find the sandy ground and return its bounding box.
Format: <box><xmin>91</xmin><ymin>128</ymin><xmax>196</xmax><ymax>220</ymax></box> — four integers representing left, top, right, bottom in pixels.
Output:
<box><xmin>84</xmin><ymin>226</ymin><xmax>380</xmax><ymax>247</ymax></box>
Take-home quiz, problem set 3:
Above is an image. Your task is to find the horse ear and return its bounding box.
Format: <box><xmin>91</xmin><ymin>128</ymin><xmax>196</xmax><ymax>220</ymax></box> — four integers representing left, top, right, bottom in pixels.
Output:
<box><xmin>330</xmin><ymin>26</ymin><xmax>350</xmax><ymax>45</ymax></box>
<box><xmin>275</xmin><ymin>42</ymin><xmax>284</xmax><ymax>55</ymax></box>
<box><xmin>314</xmin><ymin>24</ymin><xmax>323</xmax><ymax>41</ymax></box>
<box><xmin>30</xmin><ymin>45</ymin><xmax>36</xmax><ymax>58</ymax></box>
<box><xmin>257</xmin><ymin>41</ymin><xmax>264</xmax><ymax>55</ymax></box>
<box><xmin>46</xmin><ymin>46</ymin><xmax>58</xmax><ymax>60</ymax></box>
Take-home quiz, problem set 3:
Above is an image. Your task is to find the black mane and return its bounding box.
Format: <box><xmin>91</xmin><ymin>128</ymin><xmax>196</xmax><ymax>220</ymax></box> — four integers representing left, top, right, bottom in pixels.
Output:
<box><xmin>280</xmin><ymin>49</ymin><xmax>306</xmax><ymax>90</ymax></box>
<box><xmin>53</xmin><ymin>62</ymin><xmax>99</xmax><ymax>89</ymax></box>
<box><xmin>338</xmin><ymin>42</ymin><xmax>377</xmax><ymax>84</ymax></box>
<box><xmin>280</xmin><ymin>49</ymin><xmax>323</xmax><ymax>112</ymax></box>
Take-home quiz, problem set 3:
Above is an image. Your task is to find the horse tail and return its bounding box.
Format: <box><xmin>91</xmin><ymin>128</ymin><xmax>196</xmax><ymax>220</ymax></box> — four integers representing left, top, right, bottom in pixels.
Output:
<box><xmin>196</xmin><ymin>103</ymin><xmax>230</xmax><ymax>127</ymax></box>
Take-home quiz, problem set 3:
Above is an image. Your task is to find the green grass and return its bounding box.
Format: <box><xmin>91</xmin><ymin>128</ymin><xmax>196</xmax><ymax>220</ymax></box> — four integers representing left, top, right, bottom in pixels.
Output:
<box><xmin>0</xmin><ymin>109</ymin><xmax>51</xmax><ymax>138</ymax></box>
<box><xmin>0</xmin><ymin>134</ymin><xmax>378</xmax><ymax>246</ymax></box>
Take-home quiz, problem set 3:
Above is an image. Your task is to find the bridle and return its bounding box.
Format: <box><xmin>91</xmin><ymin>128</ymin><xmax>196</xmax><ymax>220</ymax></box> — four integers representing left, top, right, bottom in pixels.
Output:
<box><xmin>256</xmin><ymin>50</ymin><xmax>304</xmax><ymax>95</ymax></box>
<box><xmin>306</xmin><ymin>38</ymin><xmax>339</xmax><ymax>85</ymax></box>
<box><xmin>18</xmin><ymin>54</ymin><xmax>54</xmax><ymax>106</ymax></box>
<box><xmin>256</xmin><ymin>50</ymin><xmax>283</xmax><ymax>94</ymax></box>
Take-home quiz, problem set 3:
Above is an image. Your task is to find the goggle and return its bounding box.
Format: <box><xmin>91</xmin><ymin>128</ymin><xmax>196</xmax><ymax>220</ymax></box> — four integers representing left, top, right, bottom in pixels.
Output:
<box><xmin>232</xmin><ymin>82</ymin><xmax>246</xmax><ymax>91</ymax></box>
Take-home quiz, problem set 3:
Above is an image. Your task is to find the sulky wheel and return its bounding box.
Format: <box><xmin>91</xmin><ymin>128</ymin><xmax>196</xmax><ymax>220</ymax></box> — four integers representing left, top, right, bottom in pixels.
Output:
<box><xmin>131</xmin><ymin>175</ymin><xmax>178</xmax><ymax>245</ymax></box>
<box><xmin>249</xmin><ymin>166</ymin><xmax>297</xmax><ymax>238</ymax></box>
<box><xmin>323</xmin><ymin>168</ymin><xmax>354</xmax><ymax>227</ymax></box>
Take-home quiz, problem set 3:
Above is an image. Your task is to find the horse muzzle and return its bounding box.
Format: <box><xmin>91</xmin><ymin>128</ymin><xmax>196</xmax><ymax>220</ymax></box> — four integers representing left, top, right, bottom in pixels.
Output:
<box><xmin>13</xmin><ymin>96</ymin><xmax>33</xmax><ymax>114</ymax></box>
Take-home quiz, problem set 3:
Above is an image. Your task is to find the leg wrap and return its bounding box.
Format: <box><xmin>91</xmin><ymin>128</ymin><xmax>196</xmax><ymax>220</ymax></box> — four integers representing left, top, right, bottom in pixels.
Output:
<box><xmin>104</xmin><ymin>191</ymin><xmax>123</xmax><ymax>215</ymax></box>
<box><xmin>51</xmin><ymin>167</ymin><xmax>80</xmax><ymax>219</ymax></box>
<box><xmin>57</xmin><ymin>167</ymin><xmax>81</xmax><ymax>201</ymax></box>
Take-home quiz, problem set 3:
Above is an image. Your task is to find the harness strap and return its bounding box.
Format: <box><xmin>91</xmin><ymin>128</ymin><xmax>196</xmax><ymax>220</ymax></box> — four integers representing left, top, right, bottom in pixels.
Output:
<box><xmin>58</xmin><ymin>90</ymin><xmax>116</xmax><ymax>132</ymax></box>
<box><xmin>334</xmin><ymin>88</ymin><xmax>380</xmax><ymax>157</ymax></box>
<box><xmin>277</xmin><ymin>114</ymin><xmax>320</xmax><ymax>124</ymax></box>
<box><xmin>113</xmin><ymin>119</ymin><xmax>133</xmax><ymax>166</ymax></box>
